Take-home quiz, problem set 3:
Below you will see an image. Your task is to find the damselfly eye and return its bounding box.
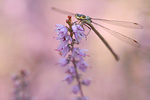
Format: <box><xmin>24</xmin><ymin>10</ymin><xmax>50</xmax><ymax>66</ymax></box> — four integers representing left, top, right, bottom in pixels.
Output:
<box><xmin>76</xmin><ymin>14</ymin><xmax>82</xmax><ymax>17</ymax></box>
<box><xmin>82</xmin><ymin>15</ymin><xmax>86</xmax><ymax>18</ymax></box>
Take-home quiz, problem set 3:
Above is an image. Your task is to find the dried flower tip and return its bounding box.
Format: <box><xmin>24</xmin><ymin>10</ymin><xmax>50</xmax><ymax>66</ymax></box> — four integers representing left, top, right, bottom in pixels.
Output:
<box><xmin>66</xmin><ymin>19</ymin><xmax>69</xmax><ymax>23</ymax></box>
<box><xmin>68</xmin><ymin>16</ymin><xmax>72</xmax><ymax>20</ymax></box>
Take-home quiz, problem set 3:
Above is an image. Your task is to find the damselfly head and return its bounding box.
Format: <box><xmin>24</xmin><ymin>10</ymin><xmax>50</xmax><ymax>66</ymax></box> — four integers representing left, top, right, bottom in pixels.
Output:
<box><xmin>75</xmin><ymin>14</ymin><xmax>86</xmax><ymax>20</ymax></box>
<box><xmin>75</xmin><ymin>14</ymin><xmax>92</xmax><ymax>22</ymax></box>
<box><xmin>75</xmin><ymin>14</ymin><xmax>82</xmax><ymax>20</ymax></box>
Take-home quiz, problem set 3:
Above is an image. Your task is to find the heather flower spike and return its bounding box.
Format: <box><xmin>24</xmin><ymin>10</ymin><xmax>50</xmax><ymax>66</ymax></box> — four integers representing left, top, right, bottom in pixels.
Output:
<box><xmin>55</xmin><ymin>16</ymin><xmax>91</xmax><ymax>100</ymax></box>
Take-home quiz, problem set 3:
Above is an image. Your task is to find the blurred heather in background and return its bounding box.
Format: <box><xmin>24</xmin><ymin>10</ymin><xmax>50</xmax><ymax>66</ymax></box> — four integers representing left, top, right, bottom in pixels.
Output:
<box><xmin>0</xmin><ymin>0</ymin><xmax>149</xmax><ymax>100</ymax></box>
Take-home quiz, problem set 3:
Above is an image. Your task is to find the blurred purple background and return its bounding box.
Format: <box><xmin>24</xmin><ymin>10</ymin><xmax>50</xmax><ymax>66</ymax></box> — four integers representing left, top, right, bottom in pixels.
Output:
<box><xmin>0</xmin><ymin>0</ymin><xmax>150</xmax><ymax>100</ymax></box>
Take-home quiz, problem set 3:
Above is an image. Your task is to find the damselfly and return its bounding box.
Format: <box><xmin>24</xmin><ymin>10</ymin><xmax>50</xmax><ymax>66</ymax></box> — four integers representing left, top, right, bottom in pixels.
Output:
<box><xmin>52</xmin><ymin>7</ymin><xmax>143</xmax><ymax>61</ymax></box>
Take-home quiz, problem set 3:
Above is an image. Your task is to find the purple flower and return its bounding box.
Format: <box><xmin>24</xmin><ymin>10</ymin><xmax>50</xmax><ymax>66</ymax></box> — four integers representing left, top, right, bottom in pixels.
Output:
<box><xmin>72</xmin><ymin>24</ymin><xmax>85</xmax><ymax>43</ymax></box>
<box><xmin>55</xmin><ymin>19</ymin><xmax>91</xmax><ymax>100</ymax></box>
<box><xmin>71</xmin><ymin>48</ymin><xmax>88</xmax><ymax>60</ymax></box>
<box><xmin>55</xmin><ymin>24</ymin><xmax>72</xmax><ymax>49</ymax></box>
<box><xmin>72</xmin><ymin>85</ymin><xmax>80</xmax><ymax>94</ymax></box>
<box><xmin>58</xmin><ymin>58</ymin><xmax>69</xmax><ymax>66</ymax></box>
<box><xmin>58</xmin><ymin>35</ymin><xmax>72</xmax><ymax>50</ymax></box>
<box><xmin>57</xmin><ymin>45</ymin><xmax>70</xmax><ymax>57</ymax></box>
<box><xmin>64</xmin><ymin>74</ymin><xmax>74</xmax><ymax>84</ymax></box>
<box><xmin>55</xmin><ymin>24</ymin><xmax>68</xmax><ymax>37</ymax></box>
<box><xmin>82</xmin><ymin>79</ymin><xmax>91</xmax><ymax>86</ymax></box>
<box><xmin>77</xmin><ymin>60</ymin><xmax>89</xmax><ymax>72</ymax></box>
<box><xmin>65</xmin><ymin>67</ymin><xmax>76</xmax><ymax>76</ymax></box>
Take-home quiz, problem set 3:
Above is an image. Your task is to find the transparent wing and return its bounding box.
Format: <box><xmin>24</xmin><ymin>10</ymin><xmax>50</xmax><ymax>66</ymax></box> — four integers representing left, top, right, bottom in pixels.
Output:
<box><xmin>92</xmin><ymin>21</ymin><xmax>141</xmax><ymax>48</ymax></box>
<box><xmin>91</xmin><ymin>18</ymin><xmax>143</xmax><ymax>29</ymax></box>
<box><xmin>51</xmin><ymin>7</ymin><xmax>76</xmax><ymax>16</ymax></box>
